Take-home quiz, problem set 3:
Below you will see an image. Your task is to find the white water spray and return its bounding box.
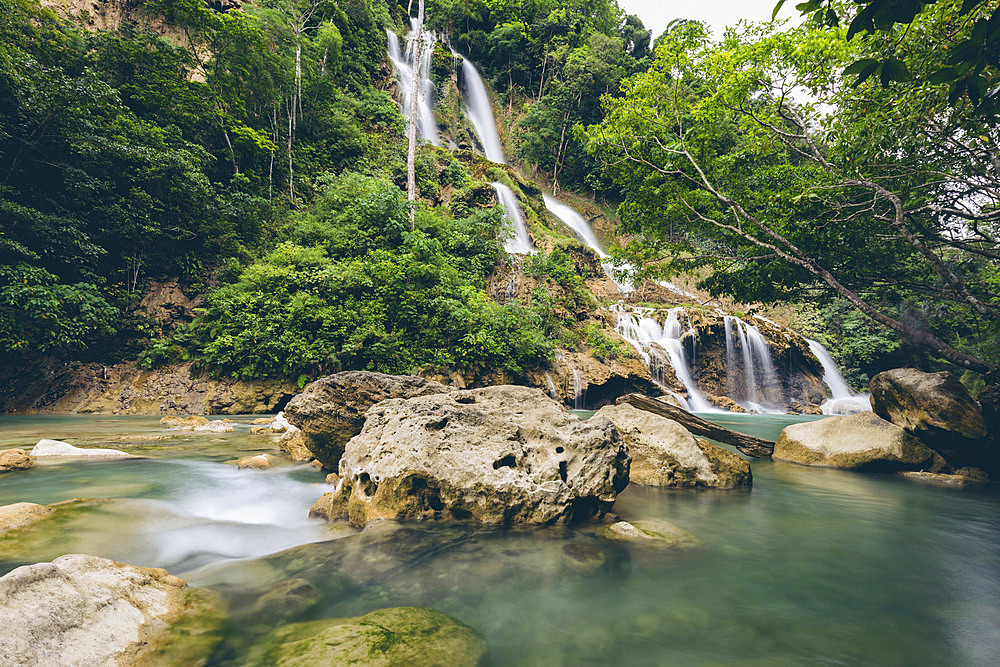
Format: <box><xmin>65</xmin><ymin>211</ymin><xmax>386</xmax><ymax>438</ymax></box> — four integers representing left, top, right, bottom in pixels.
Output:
<box><xmin>723</xmin><ymin>316</ymin><xmax>785</xmax><ymax>413</ymax></box>
<box><xmin>572</xmin><ymin>369</ymin><xmax>586</xmax><ymax>410</ymax></box>
<box><xmin>491</xmin><ymin>182</ymin><xmax>534</xmax><ymax>254</ymax></box>
<box><xmin>386</xmin><ymin>20</ymin><xmax>441</xmax><ymax>147</ymax></box>
<box><xmin>807</xmin><ymin>339</ymin><xmax>872</xmax><ymax>415</ymax></box>
<box><xmin>613</xmin><ymin>304</ymin><xmax>715</xmax><ymax>412</ymax></box>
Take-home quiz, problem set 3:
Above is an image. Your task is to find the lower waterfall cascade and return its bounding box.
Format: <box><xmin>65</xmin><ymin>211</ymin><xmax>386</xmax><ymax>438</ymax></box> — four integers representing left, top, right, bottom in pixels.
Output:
<box><xmin>807</xmin><ymin>339</ymin><xmax>873</xmax><ymax>415</ymax></box>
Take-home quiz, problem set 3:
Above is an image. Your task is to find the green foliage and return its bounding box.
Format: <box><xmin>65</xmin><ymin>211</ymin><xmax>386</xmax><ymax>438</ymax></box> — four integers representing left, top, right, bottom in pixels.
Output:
<box><xmin>582</xmin><ymin>322</ymin><xmax>630</xmax><ymax>362</ymax></box>
<box><xmin>0</xmin><ymin>264</ymin><xmax>119</xmax><ymax>354</ymax></box>
<box><xmin>186</xmin><ymin>175</ymin><xmax>554</xmax><ymax>378</ymax></box>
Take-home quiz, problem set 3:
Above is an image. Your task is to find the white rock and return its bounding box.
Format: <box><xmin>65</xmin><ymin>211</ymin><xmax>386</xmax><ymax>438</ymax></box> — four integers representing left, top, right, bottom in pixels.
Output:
<box><xmin>271</xmin><ymin>411</ymin><xmax>292</xmax><ymax>433</ymax></box>
<box><xmin>30</xmin><ymin>439</ymin><xmax>136</xmax><ymax>459</ymax></box>
<box><xmin>193</xmin><ymin>420</ymin><xmax>235</xmax><ymax>433</ymax></box>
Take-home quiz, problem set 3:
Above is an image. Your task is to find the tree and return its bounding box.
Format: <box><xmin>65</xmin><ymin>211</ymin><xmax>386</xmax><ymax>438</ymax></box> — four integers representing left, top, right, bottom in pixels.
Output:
<box><xmin>584</xmin><ymin>17</ymin><xmax>999</xmax><ymax>372</ymax></box>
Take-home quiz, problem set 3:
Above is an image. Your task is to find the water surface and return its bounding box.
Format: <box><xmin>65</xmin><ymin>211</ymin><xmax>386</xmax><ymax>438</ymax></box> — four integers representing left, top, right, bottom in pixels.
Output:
<box><xmin>1</xmin><ymin>413</ymin><xmax>997</xmax><ymax>665</ymax></box>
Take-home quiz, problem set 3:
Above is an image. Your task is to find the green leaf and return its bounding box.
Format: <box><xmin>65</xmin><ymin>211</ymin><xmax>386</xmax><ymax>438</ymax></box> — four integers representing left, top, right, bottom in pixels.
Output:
<box><xmin>772</xmin><ymin>0</ymin><xmax>787</xmax><ymax>21</ymax></box>
<box><xmin>880</xmin><ymin>59</ymin><xmax>912</xmax><ymax>85</ymax></box>
<box><xmin>927</xmin><ymin>67</ymin><xmax>960</xmax><ymax>84</ymax></box>
<box><xmin>843</xmin><ymin>58</ymin><xmax>880</xmax><ymax>86</ymax></box>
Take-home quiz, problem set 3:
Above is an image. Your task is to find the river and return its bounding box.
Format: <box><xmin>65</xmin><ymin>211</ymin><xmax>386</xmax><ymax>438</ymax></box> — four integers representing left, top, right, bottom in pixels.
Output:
<box><xmin>1</xmin><ymin>413</ymin><xmax>997</xmax><ymax>664</ymax></box>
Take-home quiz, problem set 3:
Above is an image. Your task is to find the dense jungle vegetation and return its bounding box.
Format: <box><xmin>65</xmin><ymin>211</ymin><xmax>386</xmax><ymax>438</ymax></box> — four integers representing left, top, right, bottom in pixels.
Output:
<box><xmin>1</xmin><ymin>0</ymin><xmax>997</xmax><ymax>387</ymax></box>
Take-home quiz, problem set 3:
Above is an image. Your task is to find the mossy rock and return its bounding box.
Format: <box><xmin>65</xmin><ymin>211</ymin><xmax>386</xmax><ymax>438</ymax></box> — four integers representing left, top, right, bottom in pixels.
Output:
<box><xmin>597</xmin><ymin>520</ymin><xmax>699</xmax><ymax>549</ymax></box>
<box><xmin>246</xmin><ymin>607</ymin><xmax>487</xmax><ymax>666</ymax></box>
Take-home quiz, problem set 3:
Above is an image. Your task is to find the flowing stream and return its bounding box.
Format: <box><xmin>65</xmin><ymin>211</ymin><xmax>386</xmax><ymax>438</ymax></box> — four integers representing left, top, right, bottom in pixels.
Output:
<box><xmin>454</xmin><ymin>54</ymin><xmax>506</xmax><ymax>163</ymax></box>
<box><xmin>807</xmin><ymin>338</ymin><xmax>873</xmax><ymax>415</ymax></box>
<box><xmin>724</xmin><ymin>315</ymin><xmax>786</xmax><ymax>413</ymax></box>
<box><xmin>1</xmin><ymin>414</ymin><xmax>997</xmax><ymax>665</ymax></box>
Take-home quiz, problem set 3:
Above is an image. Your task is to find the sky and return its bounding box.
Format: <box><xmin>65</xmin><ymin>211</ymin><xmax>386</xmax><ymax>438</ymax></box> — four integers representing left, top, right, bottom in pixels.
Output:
<box><xmin>617</xmin><ymin>0</ymin><xmax>795</xmax><ymax>38</ymax></box>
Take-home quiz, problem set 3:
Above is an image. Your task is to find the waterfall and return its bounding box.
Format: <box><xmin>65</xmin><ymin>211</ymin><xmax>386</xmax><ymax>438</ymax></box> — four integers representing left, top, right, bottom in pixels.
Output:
<box><xmin>723</xmin><ymin>316</ymin><xmax>785</xmax><ymax>413</ymax></box>
<box><xmin>491</xmin><ymin>182</ymin><xmax>534</xmax><ymax>254</ymax></box>
<box><xmin>613</xmin><ymin>304</ymin><xmax>715</xmax><ymax>412</ymax></box>
<box><xmin>543</xmin><ymin>195</ymin><xmax>634</xmax><ymax>293</ymax></box>
<box><xmin>455</xmin><ymin>56</ymin><xmax>506</xmax><ymax>163</ymax></box>
<box><xmin>544</xmin><ymin>372</ymin><xmax>558</xmax><ymax>400</ymax></box>
<box><xmin>386</xmin><ymin>20</ymin><xmax>441</xmax><ymax>147</ymax></box>
<box><xmin>572</xmin><ymin>370</ymin><xmax>586</xmax><ymax>410</ymax></box>
<box><xmin>807</xmin><ymin>339</ymin><xmax>872</xmax><ymax>415</ymax></box>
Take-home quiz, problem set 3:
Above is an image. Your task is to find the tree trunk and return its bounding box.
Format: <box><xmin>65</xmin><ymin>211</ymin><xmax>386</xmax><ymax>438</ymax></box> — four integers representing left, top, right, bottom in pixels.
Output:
<box><xmin>618</xmin><ymin>393</ymin><xmax>775</xmax><ymax>458</ymax></box>
<box><xmin>406</xmin><ymin>0</ymin><xmax>425</xmax><ymax>226</ymax></box>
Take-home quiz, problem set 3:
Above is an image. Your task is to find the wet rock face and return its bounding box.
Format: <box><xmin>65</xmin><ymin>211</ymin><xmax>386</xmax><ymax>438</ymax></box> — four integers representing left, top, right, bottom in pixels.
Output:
<box><xmin>246</xmin><ymin>607</ymin><xmax>487</xmax><ymax>667</ymax></box>
<box><xmin>0</xmin><ymin>554</ymin><xmax>224</xmax><ymax>666</ymax></box>
<box><xmin>774</xmin><ymin>412</ymin><xmax>935</xmax><ymax>471</ymax></box>
<box><xmin>324</xmin><ymin>385</ymin><xmax>630</xmax><ymax>527</ymax></box>
<box><xmin>594</xmin><ymin>404</ymin><xmax>751</xmax><ymax>489</ymax></box>
<box><xmin>283</xmin><ymin>372</ymin><xmax>452</xmax><ymax>469</ymax></box>
<box><xmin>870</xmin><ymin>368</ymin><xmax>990</xmax><ymax>469</ymax></box>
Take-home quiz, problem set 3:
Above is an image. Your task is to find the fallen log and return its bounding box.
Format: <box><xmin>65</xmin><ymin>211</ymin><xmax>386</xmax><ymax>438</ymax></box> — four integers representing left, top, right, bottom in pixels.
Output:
<box><xmin>617</xmin><ymin>393</ymin><xmax>774</xmax><ymax>458</ymax></box>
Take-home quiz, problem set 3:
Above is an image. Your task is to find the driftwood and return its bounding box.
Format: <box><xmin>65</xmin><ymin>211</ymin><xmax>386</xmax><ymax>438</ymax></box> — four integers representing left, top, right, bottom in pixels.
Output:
<box><xmin>617</xmin><ymin>394</ymin><xmax>775</xmax><ymax>458</ymax></box>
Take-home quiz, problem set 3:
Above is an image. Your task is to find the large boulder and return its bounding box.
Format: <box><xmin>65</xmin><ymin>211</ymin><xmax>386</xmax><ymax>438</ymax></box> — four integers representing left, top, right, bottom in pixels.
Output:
<box><xmin>870</xmin><ymin>368</ymin><xmax>989</xmax><ymax>467</ymax></box>
<box><xmin>0</xmin><ymin>503</ymin><xmax>54</xmax><ymax>534</ymax></box>
<box><xmin>594</xmin><ymin>404</ymin><xmax>751</xmax><ymax>489</ymax></box>
<box><xmin>0</xmin><ymin>554</ymin><xmax>224</xmax><ymax>666</ymax></box>
<box><xmin>283</xmin><ymin>372</ymin><xmax>451</xmax><ymax>469</ymax></box>
<box><xmin>322</xmin><ymin>385</ymin><xmax>630</xmax><ymax>527</ymax></box>
<box><xmin>774</xmin><ymin>412</ymin><xmax>935</xmax><ymax>470</ymax></box>
<box><xmin>0</xmin><ymin>448</ymin><xmax>34</xmax><ymax>473</ymax></box>
<box><xmin>246</xmin><ymin>607</ymin><xmax>486</xmax><ymax>667</ymax></box>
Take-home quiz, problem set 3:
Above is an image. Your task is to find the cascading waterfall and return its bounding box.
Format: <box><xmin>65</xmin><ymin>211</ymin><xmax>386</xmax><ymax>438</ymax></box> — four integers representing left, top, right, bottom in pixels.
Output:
<box><xmin>807</xmin><ymin>339</ymin><xmax>873</xmax><ymax>415</ymax></box>
<box><xmin>454</xmin><ymin>55</ymin><xmax>506</xmax><ymax>163</ymax></box>
<box><xmin>724</xmin><ymin>316</ymin><xmax>785</xmax><ymax>413</ymax></box>
<box><xmin>613</xmin><ymin>304</ymin><xmax>715</xmax><ymax>412</ymax></box>
<box><xmin>544</xmin><ymin>372</ymin><xmax>559</xmax><ymax>400</ymax></box>
<box><xmin>543</xmin><ymin>195</ymin><xmax>633</xmax><ymax>293</ymax></box>
<box><xmin>386</xmin><ymin>20</ymin><xmax>441</xmax><ymax>147</ymax></box>
<box><xmin>491</xmin><ymin>182</ymin><xmax>534</xmax><ymax>254</ymax></box>
<box><xmin>572</xmin><ymin>369</ymin><xmax>586</xmax><ymax>410</ymax></box>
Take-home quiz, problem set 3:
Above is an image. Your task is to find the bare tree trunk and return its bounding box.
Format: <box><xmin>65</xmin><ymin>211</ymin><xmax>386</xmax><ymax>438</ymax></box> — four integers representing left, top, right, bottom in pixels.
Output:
<box><xmin>619</xmin><ymin>393</ymin><xmax>775</xmax><ymax>458</ymax></box>
<box><xmin>287</xmin><ymin>97</ymin><xmax>294</xmax><ymax>203</ymax></box>
<box><xmin>406</xmin><ymin>0</ymin><xmax>425</xmax><ymax>226</ymax></box>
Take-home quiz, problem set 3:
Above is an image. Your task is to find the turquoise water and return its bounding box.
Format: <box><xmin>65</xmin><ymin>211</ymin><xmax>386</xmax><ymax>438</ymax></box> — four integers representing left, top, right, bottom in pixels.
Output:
<box><xmin>1</xmin><ymin>413</ymin><xmax>998</xmax><ymax>664</ymax></box>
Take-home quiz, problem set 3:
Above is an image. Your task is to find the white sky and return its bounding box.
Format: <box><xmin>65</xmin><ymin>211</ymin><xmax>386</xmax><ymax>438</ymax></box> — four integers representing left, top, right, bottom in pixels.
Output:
<box><xmin>617</xmin><ymin>0</ymin><xmax>795</xmax><ymax>38</ymax></box>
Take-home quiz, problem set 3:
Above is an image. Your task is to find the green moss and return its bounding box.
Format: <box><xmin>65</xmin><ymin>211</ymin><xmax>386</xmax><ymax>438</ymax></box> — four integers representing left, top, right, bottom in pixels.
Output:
<box><xmin>246</xmin><ymin>607</ymin><xmax>487</xmax><ymax>666</ymax></box>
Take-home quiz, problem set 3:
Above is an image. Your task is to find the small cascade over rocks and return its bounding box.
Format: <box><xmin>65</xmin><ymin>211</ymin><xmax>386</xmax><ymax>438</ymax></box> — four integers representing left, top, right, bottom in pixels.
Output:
<box><xmin>613</xmin><ymin>304</ymin><xmax>714</xmax><ymax>412</ymax></box>
<box><xmin>386</xmin><ymin>20</ymin><xmax>441</xmax><ymax>147</ymax></box>
<box><xmin>723</xmin><ymin>316</ymin><xmax>785</xmax><ymax>413</ymax></box>
<box><xmin>572</xmin><ymin>369</ymin><xmax>587</xmax><ymax>410</ymax></box>
<box><xmin>807</xmin><ymin>339</ymin><xmax>872</xmax><ymax>415</ymax></box>
<box><xmin>491</xmin><ymin>182</ymin><xmax>534</xmax><ymax>254</ymax></box>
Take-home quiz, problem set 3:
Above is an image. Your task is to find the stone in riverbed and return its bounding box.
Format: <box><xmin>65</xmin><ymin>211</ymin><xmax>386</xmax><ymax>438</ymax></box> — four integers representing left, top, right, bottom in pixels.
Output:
<box><xmin>283</xmin><ymin>371</ymin><xmax>452</xmax><ymax>469</ymax></box>
<box><xmin>323</xmin><ymin>385</ymin><xmax>629</xmax><ymax>527</ymax></box>
<box><xmin>0</xmin><ymin>448</ymin><xmax>34</xmax><ymax>473</ymax></box>
<box><xmin>870</xmin><ymin>368</ymin><xmax>990</xmax><ymax>469</ymax></box>
<box><xmin>774</xmin><ymin>412</ymin><xmax>935</xmax><ymax>470</ymax></box>
<box><xmin>0</xmin><ymin>554</ymin><xmax>225</xmax><ymax>666</ymax></box>
<box><xmin>594</xmin><ymin>404</ymin><xmax>751</xmax><ymax>489</ymax></box>
<box><xmin>0</xmin><ymin>502</ymin><xmax>55</xmax><ymax>533</ymax></box>
<box><xmin>245</xmin><ymin>607</ymin><xmax>486</xmax><ymax>667</ymax></box>
<box><xmin>278</xmin><ymin>426</ymin><xmax>313</xmax><ymax>463</ymax></box>
<box><xmin>597</xmin><ymin>520</ymin><xmax>698</xmax><ymax>549</ymax></box>
<box><xmin>899</xmin><ymin>469</ymin><xmax>989</xmax><ymax>488</ymax></box>
<box><xmin>237</xmin><ymin>454</ymin><xmax>273</xmax><ymax>470</ymax></box>
<box><xmin>29</xmin><ymin>439</ymin><xmax>137</xmax><ymax>459</ymax></box>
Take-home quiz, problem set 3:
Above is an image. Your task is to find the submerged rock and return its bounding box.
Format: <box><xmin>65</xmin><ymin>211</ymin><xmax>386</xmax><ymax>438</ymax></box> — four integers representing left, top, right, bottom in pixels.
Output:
<box><xmin>323</xmin><ymin>385</ymin><xmax>629</xmax><ymax>527</ymax></box>
<box><xmin>161</xmin><ymin>414</ymin><xmax>209</xmax><ymax>428</ymax></box>
<box><xmin>283</xmin><ymin>371</ymin><xmax>451</xmax><ymax>469</ymax></box>
<box><xmin>29</xmin><ymin>439</ymin><xmax>136</xmax><ymax>459</ymax></box>
<box><xmin>774</xmin><ymin>412</ymin><xmax>935</xmax><ymax>470</ymax></box>
<box><xmin>870</xmin><ymin>368</ymin><xmax>990</xmax><ymax>468</ymax></box>
<box><xmin>0</xmin><ymin>554</ymin><xmax>225</xmax><ymax>666</ymax></box>
<box><xmin>0</xmin><ymin>502</ymin><xmax>54</xmax><ymax>533</ymax></box>
<box><xmin>594</xmin><ymin>404</ymin><xmax>751</xmax><ymax>489</ymax></box>
<box><xmin>899</xmin><ymin>469</ymin><xmax>989</xmax><ymax>488</ymax></box>
<box><xmin>246</xmin><ymin>607</ymin><xmax>486</xmax><ymax>667</ymax></box>
<box><xmin>0</xmin><ymin>448</ymin><xmax>34</xmax><ymax>473</ymax></box>
<box><xmin>597</xmin><ymin>520</ymin><xmax>698</xmax><ymax>549</ymax></box>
